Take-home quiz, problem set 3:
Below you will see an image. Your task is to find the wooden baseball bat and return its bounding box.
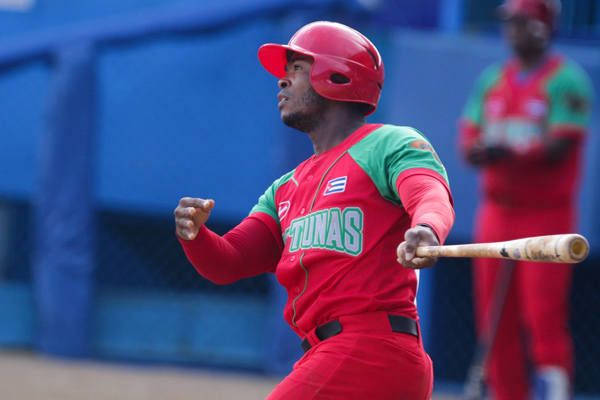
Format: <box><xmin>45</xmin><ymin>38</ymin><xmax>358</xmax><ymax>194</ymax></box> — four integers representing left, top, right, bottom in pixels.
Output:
<box><xmin>414</xmin><ymin>234</ymin><xmax>589</xmax><ymax>264</ymax></box>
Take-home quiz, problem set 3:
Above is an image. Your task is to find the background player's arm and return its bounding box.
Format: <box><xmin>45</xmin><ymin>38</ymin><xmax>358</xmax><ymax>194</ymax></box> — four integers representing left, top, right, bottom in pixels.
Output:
<box><xmin>518</xmin><ymin>136</ymin><xmax>577</xmax><ymax>164</ymax></box>
<box><xmin>459</xmin><ymin>119</ymin><xmax>578</xmax><ymax>166</ymax></box>
<box><xmin>523</xmin><ymin>72</ymin><xmax>592</xmax><ymax>163</ymax></box>
<box><xmin>459</xmin><ymin>120</ymin><xmax>512</xmax><ymax>166</ymax></box>
<box><xmin>458</xmin><ymin>64</ymin><xmax>513</xmax><ymax>166</ymax></box>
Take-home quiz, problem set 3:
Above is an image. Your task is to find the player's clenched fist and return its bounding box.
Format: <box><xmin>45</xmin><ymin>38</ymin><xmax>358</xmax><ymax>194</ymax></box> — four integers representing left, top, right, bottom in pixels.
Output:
<box><xmin>397</xmin><ymin>225</ymin><xmax>439</xmax><ymax>270</ymax></box>
<box><xmin>174</xmin><ymin>197</ymin><xmax>215</xmax><ymax>241</ymax></box>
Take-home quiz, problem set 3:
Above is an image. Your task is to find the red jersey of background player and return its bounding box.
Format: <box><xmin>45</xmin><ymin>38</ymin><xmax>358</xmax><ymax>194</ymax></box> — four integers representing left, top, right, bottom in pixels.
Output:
<box><xmin>460</xmin><ymin>53</ymin><xmax>592</xmax><ymax>206</ymax></box>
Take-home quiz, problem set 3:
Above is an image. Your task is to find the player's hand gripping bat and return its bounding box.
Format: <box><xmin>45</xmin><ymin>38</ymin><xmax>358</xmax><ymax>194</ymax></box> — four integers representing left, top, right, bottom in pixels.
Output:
<box><xmin>412</xmin><ymin>233</ymin><xmax>589</xmax><ymax>264</ymax></box>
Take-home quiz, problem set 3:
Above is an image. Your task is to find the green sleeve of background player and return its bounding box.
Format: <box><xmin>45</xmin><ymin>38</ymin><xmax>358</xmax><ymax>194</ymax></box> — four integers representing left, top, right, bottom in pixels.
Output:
<box><xmin>461</xmin><ymin>63</ymin><xmax>503</xmax><ymax>126</ymax></box>
<box><xmin>547</xmin><ymin>60</ymin><xmax>594</xmax><ymax>128</ymax></box>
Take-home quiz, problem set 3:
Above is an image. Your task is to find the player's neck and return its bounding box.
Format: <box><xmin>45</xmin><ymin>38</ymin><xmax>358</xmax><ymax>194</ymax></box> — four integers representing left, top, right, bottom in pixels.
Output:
<box><xmin>308</xmin><ymin>104</ymin><xmax>367</xmax><ymax>156</ymax></box>
<box><xmin>517</xmin><ymin>48</ymin><xmax>548</xmax><ymax>71</ymax></box>
<box><xmin>309</xmin><ymin>117</ymin><xmax>366</xmax><ymax>156</ymax></box>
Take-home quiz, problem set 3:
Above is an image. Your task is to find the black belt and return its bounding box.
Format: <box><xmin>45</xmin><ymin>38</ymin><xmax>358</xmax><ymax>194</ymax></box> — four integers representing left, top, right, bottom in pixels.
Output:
<box><xmin>301</xmin><ymin>314</ymin><xmax>418</xmax><ymax>353</ymax></box>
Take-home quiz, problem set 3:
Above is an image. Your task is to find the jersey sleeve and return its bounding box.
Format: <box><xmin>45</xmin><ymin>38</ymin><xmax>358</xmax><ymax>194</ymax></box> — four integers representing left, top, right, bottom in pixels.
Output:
<box><xmin>249</xmin><ymin>169</ymin><xmax>296</xmax><ymax>226</ymax></box>
<box><xmin>348</xmin><ymin>125</ymin><xmax>450</xmax><ymax>207</ymax></box>
<box><xmin>387</xmin><ymin>128</ymin><xmax>449</xmax><ymax>189</ymax></box>
<box><xmin>547</xmin><ymin>60</ymin><xmax>594</xmax><ymax>138</ymax></box>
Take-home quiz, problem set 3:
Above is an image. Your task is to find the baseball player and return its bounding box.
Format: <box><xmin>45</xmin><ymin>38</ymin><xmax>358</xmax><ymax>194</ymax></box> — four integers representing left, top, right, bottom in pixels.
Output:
<box><xmin>458</xmin><ymin>1</ymin><xmax>593</xmax><ymax>399</ymax></box>
<box><xmin>175</xmin><ymin>21</ymin><xmax>455</xmax><ymax>399</ymax></box>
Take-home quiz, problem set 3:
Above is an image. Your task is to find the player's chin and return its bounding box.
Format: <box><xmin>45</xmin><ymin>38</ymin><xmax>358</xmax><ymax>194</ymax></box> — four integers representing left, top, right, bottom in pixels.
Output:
<box><xmin>281</xmin><ymin>110</ymin><xmax>293</xmax><ymax>124</ymax></box>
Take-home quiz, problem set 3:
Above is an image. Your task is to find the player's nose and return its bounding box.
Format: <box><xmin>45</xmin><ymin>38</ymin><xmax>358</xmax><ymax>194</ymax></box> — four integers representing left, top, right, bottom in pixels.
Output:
<box><xmin>278</xmin><ymin>78</ymin><xmax>290</xmax><ymax>89</ymax></box>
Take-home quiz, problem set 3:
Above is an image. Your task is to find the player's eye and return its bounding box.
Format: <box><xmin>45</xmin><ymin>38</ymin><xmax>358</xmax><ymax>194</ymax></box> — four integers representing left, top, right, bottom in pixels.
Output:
<box><xmin>284</xmin><ymin>63</ymin><xmax>302</xmax><ymax>74</ymax></box>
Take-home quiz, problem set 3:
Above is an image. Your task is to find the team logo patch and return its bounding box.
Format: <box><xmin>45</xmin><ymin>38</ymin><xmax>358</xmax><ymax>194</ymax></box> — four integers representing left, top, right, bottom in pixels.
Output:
<box><xmin>278</xmin><ymin>201</ymin><xmax>291</xmax><ymax>220</ymax></box>
<box><xmin>410</xmin><ymin>140</ymin><xmax>443</xmax><ymax>166</ymax></box>
<box><xmin>567</xmin><ymin>94</ymin><xmax>589</xmax><ymax>114</ymax></box>
<box><xmin>324</xmin><ymin>177</ymin><xmax>347</xmax><ymax>195</ymax></box>
<box><xmin>410</xmin><ymin>140</ymin><xmax>434</xmax><ymax>152</ymax></box>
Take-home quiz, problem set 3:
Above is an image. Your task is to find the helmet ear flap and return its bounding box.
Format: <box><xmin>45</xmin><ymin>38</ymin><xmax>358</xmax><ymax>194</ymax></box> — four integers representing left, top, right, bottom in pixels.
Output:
<box><xmin>328</xmin><ymin>73</ymin><xmax>375</xmax><ymax>115</ymax></box>
<box><xmin>330</xmin><ymin>73</ymin><xmax>351</xmax><ymax>85</ymax></box>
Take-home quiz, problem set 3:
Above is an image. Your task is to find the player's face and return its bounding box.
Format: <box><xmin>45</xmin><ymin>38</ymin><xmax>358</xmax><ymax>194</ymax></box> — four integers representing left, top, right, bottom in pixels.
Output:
<box><xmin>504</xmin><ymin>16</ymin><xmax>549</xmax><ymax>58</ymax></box>
<box><xmin>277</xmin><ymin>53</ymin><xmax>328</xmax><ymax>133</ymax></box>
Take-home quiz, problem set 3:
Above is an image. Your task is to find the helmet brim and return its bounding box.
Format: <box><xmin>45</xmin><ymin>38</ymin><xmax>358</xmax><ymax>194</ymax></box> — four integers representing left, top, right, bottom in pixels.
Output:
<box><xmin>258</xmin><ymin>43</ymin><xmax>316</xmax><ymax>79</ymax></box>
<box><xmin>496</xmin><ymin>4</ymin><xmax>533</xmax><ymax>21</ymax></box>
<box><xmin>495</xmin><ymin>2</ymin><xmax>556</xmax><ymax>28</ymax></box>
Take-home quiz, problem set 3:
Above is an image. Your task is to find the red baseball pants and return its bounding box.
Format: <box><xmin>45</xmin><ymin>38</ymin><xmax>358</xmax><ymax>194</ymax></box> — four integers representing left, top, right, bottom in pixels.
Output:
<box><xmin>266</xmin><ymin>312</ymin><xmax>433</xmax><ymax>400</ymax></box>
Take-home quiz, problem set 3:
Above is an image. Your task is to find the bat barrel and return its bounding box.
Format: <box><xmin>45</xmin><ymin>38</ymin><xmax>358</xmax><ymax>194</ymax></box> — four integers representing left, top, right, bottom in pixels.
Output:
<box><xmin>410</xmin><ymin>234</ymin><xmax>590</xmax><ymax>264</ymax></box>
<box><xmin>567</xmin><ymin>234</ymin><xmax>589</xmax><ymax>262</ymax></box>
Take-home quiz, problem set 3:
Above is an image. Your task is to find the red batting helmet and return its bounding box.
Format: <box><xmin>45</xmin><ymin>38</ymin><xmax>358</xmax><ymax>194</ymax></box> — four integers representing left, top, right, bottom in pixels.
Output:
<box><xmin>258</xmin><ymin>21</ymin><xmax>384</xmax><ymax>116</ymax></box>
<box><xmin>498</xmin><ymin>0</ymin><xmax>561</xmax><ymax>30</ymax></box>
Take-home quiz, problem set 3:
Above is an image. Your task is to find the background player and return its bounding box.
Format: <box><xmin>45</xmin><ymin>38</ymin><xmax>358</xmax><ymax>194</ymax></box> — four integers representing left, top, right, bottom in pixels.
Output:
<box><xmin>458</xmin><ymin>1</ymin><xmax>593</xmax><ymax>399</ymax></box>
<box><xmin>175</xmin><ymin>21</ymin><xmax>454</xmax><ymax>399</ymax></box>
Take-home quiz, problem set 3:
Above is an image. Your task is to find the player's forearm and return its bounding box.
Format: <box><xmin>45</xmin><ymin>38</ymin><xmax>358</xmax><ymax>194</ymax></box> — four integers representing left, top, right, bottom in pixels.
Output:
<box><xmin>179</xmin><ymin>215</ymin><xmax>282</xmax><ymax>284</ymax></box>
<box><xmin>179</xmin><ymin>226</ymin><xmax>247</xmax><ymax>284</ymax></box>
<box><xmin>411</xmin><ymin>201</ymin><xmax>455</xmax><ymax>245</ymax></box>
<box><xmin>398</xmin><ymin>172</ymin><xmax>455</xmax><ymax>244</ymax></box>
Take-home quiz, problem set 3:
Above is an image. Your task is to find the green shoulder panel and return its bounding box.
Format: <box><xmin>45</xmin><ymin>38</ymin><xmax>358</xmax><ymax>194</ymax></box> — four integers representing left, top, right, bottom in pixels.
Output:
<box><xmin>347</xmin><ymin>125</ymin><xmax>449</xmax><ymax>206</ymax></box>
<box><xmin>546</xmin><ymin>59</ymin><xmax>594</xmax><ymax>127</ymax></box>
<box><xmin>461</xmin><ymin>63</ymin><xmax>503</xmax><ymax>125</ymax></box>
<box><xmin>249</xmin><ymin>169</ymin><xmax>296</xmax><ymax>226</ymax></box>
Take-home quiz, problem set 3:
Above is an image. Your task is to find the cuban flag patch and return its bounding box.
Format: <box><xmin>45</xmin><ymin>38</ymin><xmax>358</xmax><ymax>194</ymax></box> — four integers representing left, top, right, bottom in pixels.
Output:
<box><xmin>324</xmin><ymin>176</ymin><xmax>347</xmax><ymax>195</ymax></box>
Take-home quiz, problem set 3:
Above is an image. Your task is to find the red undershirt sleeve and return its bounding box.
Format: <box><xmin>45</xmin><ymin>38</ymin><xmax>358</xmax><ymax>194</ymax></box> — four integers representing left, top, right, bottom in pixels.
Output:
<box><xmin>396</xmin><ymin>169</ymin><xmax>455</xmax><ymax>244</ymax></box>
<box><xmin>178</xmin><ymin>212</ymin><xmax>283</xmax><ymax>285</ymax></box>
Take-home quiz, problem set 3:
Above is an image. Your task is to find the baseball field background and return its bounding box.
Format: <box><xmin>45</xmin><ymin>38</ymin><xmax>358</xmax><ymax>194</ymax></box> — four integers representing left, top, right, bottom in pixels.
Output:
<box><xmin>0</xmin><ymin>0</ymin><xmax>599</xmax><ymax>398</ymax></box>
<box><xmin>0</xmin><ymin>349</ymin><xmax>464</xmax><ymax>400</ymax></box>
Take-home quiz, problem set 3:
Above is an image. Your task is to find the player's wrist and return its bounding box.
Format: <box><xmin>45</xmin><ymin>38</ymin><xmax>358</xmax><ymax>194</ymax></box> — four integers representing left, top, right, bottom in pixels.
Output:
<box><xmin>416</xmin><ymin>223</ymin><xmax>433</xmax><ymax>230</ymax></box>
<box><xmin>415</xmin><ymin>223</ymin><xmax>440</xmax><ymax>243</ymax></box>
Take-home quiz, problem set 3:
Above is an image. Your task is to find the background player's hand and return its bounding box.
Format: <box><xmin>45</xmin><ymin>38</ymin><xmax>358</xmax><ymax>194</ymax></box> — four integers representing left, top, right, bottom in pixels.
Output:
<box><xmin>174</xmin><ymin>197</ymin><xmax>215</xmax><ymax>241</ymax></box>
<box><xmin>466</xmin><ymin>144</ymin><xmax>511</xmax><ymax>166</ymax></box>
<box><xmin>397</xmin><ymin>225</ymin><xmax>440</xmax><ymax>269</ymax></box>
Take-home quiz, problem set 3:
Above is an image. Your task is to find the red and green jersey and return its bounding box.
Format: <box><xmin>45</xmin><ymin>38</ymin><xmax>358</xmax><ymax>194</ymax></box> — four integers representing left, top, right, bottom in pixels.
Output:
<box><xmin>460</xmin><ymin>53</ymin><xmax>593</xmax><ymax>205</ymax></box>
<box><xmin>249</xmin><ymin>123</ymin><xmax>450</xmax><ymax>336</ymax></box>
